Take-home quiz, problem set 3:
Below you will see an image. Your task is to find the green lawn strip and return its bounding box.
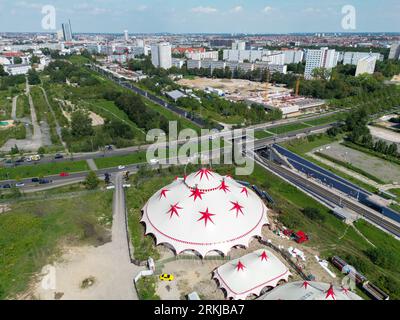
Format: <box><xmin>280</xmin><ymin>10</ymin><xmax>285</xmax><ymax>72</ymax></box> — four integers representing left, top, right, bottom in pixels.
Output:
<box><xmin>135</xmin><ymin>276</ymin><xmax>160</xmax><ymax>300</ymax></box>
<box><xmin>0</xmin><ymin>123</ymin><xmax>26</xmax><ymax>147</ymax></box>
<box><xmin>0</xmin><ymin>160</ymin><xmax>89</xmax><ymax>180</ymax></box>
<box><xmin>0</xmin><ymin>189</ymin><xmax>113</xmax><ymax>299</ymax></box>
<box><xmin>95</xmin><ymin>152</ymin><xmax>147</xmax><ymax>169</ymax></box>
<box><xmin>94</xmin><ymin>140</ymin><xmax>224</xmax><ymax>169</ymax></box>
<box><xmin>282</xmin><ymin>134</ymin><xmax>340</xmax><ymax>155</ymax></box>
<box><xmin>254</xmin><ymin>130</ymin><xmax>274</xmax><ymax>139</ymax></box>
<box><xmin>0</xmin><ymin>92</ymin><xmax>12</xmax><ymax>120</ymax></box>
<box><xmin>30</xmin><ymin>87</ymin><xmax>61</xmax><ymax>146</ymax></box>
<box><xmin>390</xmin><ymin>203</ymin><xmax>400</xmax><ymax>213</ymax></box>
<box><xmin>270</xmin><ymin>122</ymin><xmax>310</xmax><ymax>135</ymax></box>
<box><xmin>314</xmin><ymin>152</ymin><xmax>386</xmax><ymax>185</ymax></box>
<box><xmin>16</xmin><ymin>94</ymin><xmax>30</xmax><ymax>118</ymax></box>
<box><xmin>303</xmin><ymin>113</ymin><xmax>344</xmax><ymax>126</ymax></box>
<box><xmin>387</xmin><ymin>189</ymin><xmax>400</xmax><ymax>202</ymax></box>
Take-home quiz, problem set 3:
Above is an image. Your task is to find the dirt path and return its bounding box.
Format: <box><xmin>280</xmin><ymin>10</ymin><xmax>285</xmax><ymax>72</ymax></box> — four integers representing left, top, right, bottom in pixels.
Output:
<box><xmin>0</xmin><ymin>80</ymin><xmax>44</xmax><ymax>152</ymax></box>
<box><xmin>28</xmin><ymin>173</ymin><xmax>143</xmax><ymax>300</ymax></box>
<box><xmin>11</xmin><ymin>95</ymin><xmax>18</xmax><ymax>120</ymax></box>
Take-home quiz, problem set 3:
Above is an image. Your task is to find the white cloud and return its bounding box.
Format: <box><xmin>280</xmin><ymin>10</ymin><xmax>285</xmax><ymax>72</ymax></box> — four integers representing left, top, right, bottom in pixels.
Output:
<box><xmin>230</xmin><ymin>6</ymin><xmax>243</xmax><ymax>13</ymax></box>
<box><xmin>191</xmin><ymin>6</ymin><xmax>218</xmax><ymax>14</ymax></box>
<box><xmin>263</xmin><ymin>6</ymin><xmax>273</xmax><ymax>14</ymax></box>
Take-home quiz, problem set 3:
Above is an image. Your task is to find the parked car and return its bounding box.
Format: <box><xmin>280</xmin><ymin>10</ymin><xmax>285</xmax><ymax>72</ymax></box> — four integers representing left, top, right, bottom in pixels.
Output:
<box><xmin>54</xmin><ymin>154</ymin><xmax>64</xmax><ymax>160</ymax></box>
<box><xmin>159</xmin><ymin>274</ymin><xmax>174</xmax><ymax>282</ymax></box>
<box><xmin>2</xmin><ymin>184</ymin><xmax>12</xmax><ymax>189</ymax></box>
<box><xmin>15</xmin><ymin>182</ymin><xmax>25</xmax><ymax>188</ymax></box>
<box><xmin>118</xmin><ymin>165</ymin><xmax>126</xmax><ymax>170</ymax></box>
<box><xmin>39</xmin><ymin>179</ymin><xmax>52</xmax><ymax>184</ymax></box>
<box><xmin>15</xmin><ymin>157</ymin><xmax>25</xmax><ymax>164</ymax></box>
<box><xmin>31</xmin><ymin>178</ymin><xmax>40</xmax><ymax>183</ymax></box>
<box><xmin>59</xmin><ymin>172</ymin><xmax>69</xmax><ymax>177</ymax></box>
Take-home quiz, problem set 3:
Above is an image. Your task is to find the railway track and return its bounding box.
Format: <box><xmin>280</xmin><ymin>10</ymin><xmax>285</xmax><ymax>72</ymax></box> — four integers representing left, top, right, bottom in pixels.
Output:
<box><xmin>256</xmin><ymin>155</ymin><xmax>400</xmax><ymax>238</ymax></box>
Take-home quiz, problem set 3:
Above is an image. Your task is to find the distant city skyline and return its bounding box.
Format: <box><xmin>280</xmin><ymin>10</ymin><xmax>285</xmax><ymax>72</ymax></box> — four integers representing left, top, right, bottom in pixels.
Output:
<box><xmin>0</xmin><ymin>0</ymin><xmax>398</xmax><ymax>34</ymax></box>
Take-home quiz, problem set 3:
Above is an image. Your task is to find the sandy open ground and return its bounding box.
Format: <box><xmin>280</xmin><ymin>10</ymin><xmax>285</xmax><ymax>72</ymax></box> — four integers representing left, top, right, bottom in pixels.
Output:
<box><xmin>155</xmin><ymin>214</ymin><xmax>340</xmax><ymax>300</ymax></box>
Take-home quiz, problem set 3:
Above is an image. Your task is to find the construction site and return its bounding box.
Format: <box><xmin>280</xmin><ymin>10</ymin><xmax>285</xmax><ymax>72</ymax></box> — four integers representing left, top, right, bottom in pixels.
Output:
<box><xmin>177</xmin><ymin>77</ymin><xmax>327</xmax><ymax>117</ymax></box>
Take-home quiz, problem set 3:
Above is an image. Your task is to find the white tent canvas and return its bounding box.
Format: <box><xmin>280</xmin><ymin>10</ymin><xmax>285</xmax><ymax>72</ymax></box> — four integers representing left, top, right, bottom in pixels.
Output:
<box><xmin>213</xmin><ymin>249</ymin><xmax>291</xmax><ymax>300</ymax></box>
<box><xmin>258</xmin><ymin>281</ymin><xmax>363</xmax><ymax>300</ymax></box>
<box><xmin>141</xmin><ymin>169</ymin><xmax>269</xmax><ymax>257</ymax></box>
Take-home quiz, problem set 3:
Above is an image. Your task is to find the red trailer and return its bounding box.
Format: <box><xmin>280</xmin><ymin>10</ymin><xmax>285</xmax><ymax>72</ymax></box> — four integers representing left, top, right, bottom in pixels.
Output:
<box><xmin>294</xmin><ymin>231</ymin><xmax>309</xmax><ymax>244</ymax></box>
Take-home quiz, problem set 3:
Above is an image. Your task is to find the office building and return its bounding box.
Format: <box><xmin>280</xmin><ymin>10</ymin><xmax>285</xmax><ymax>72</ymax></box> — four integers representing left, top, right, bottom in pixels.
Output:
<box><xmin>389</xmin><ymin>42</ymin><xmax>400</xmax><ymax>60</ymax></box>
<box><xmin>232</xmin><ymin>40</ymin><xmax>246</xmax><ymax>51</ymax></box>
<box><xmin>343</xmin><ymin>52</ymin><xmax>383</xmax><ymax>65</ymax></box>
<box><xmin>283</xmin><ymin>50</ymin><xmax>304</xmax><ymax>64</ymax></box>
<box><xmin>124</xmin><ymin>30</ymin><xmax>129</xmax><ymax>42</ymax></box>
<box><xmin>304</xmin><ymin>47</ymin><xmax>337</xmax><ymax>80</ymax></box>
<box><xmin>151</xmin><ymin>43</ymin><xmax>172</xmax><ymax>69</ymax></box>
<box><xmin>62</xmin><ymin>21</ymin><xmax>73</xmax><ymax>42</ymax></box>
<box><xmin>355</xmin><ymin>55</ymin><xmax>377</xmax><ymax>76</ymax></box>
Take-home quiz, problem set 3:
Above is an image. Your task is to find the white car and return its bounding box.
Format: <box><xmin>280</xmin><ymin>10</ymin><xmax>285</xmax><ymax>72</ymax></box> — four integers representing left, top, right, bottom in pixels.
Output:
<box><xmin>118</xmin><ymin>165</ymin><xmax>126</xmax><ymax>170</ymax></box>
<box><xmin>15</xmin><ymin>182</ymin><xmax>25</xmax><ymax>188</ymax></box>
<box><xmin>149</xmin><ymin>159</ymin><xmax>159</xmax><ymax>165</ymax></box>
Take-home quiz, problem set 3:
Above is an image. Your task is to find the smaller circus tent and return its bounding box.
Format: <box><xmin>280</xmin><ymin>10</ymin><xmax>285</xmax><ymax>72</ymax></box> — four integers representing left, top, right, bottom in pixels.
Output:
<box><xmin>141</xmin><ymin>168</ymin><xmax>268</xmax><ymax>257</ymax></box>
<box><xmin>258</xmin><ymin>281</ymin><xmax>363</xmax><ymax>300</ymax></box>
<box><xmin>213</xmin><ymin>249</ymin><xmax>291</xmax><ymax>300</ymax></box>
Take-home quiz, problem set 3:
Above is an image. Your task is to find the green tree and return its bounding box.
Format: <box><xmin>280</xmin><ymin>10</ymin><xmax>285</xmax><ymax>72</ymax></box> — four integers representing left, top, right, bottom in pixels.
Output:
<box><xmin>70</xmin><ymin>110</ymin><xmax>94</xmax><ymax>137</ymax></box>
<box><xmin>84</xmin><ymin>171</ymin><xmax>100</xmax><ymax>190</ymax></box>
<box><xmin>27</xmin><ymin>69</ymin><xmax>41</xmax><ymax>85</ymax></box>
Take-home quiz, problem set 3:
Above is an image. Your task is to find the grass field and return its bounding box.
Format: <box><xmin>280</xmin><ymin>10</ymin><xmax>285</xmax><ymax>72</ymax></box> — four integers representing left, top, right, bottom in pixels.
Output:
<box><xmin>388</xmin><ymin>189</ymin><xmax>400</xmax><ymax>202</ymax></box>
<box><xmin>95</xmin><ymin>152</ymin><xmax>147</xmax><ymax>169</ymax></box>
<box><xmin>30</xmin><ymin>86</ymin><xmax>61</xmax><ymax>146</ymax></box>
<box><xmin>16</xmin><ymin>94</ymin><xmax>30</xmax><ymax>119</ymax></box>
<box><xmin>0</xmin><ymin>160</ymin><xmax>89</xmax><ymax>180</ymax></box>
<box><xmin>0</xmin><ymin>91</ymin><xmax>12</xmax><ymax>120</ymax></box>
<box><xmin>0</xmin><ymin>187</ymin><xmax>113</xmax><ymax>299</ymax></box>
<box><xmin>95</xmin><ymin>139</ymin><xmax>225</xmax><ymax>169</ymax></box>
<box><xmin>0</xmin><ymin>123</ymin><xmax>27</xmax><ymax>148</ymax></box>
<box><xmin>303</xmin><ymin>113</ymin><xmax>344</xmax><ymax>126</ymax></box>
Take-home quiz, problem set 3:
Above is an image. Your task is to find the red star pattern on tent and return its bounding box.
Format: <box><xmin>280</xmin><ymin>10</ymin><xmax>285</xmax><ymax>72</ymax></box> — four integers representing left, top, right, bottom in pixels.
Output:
<box><xmin>198</xmin><ymin>208</ymin><xmax>216</xmax><ymax>227</ymax></box>
<box><xmin>236</xmin><ymin>260</ymin><xmax>246</xmax><ymax>271</ymax></box>
<box><xmin>341</xmin><ymin>286</ymin><xmax>349</xmax><ymax>295</ymax></box>
<box><xmin>325</xmin><ymin>285</ymin><xmax>336</xmax><ymax>300</ymax></box>
<box><xmin>230</xmin><ymin>201</ymin><xmax>244</xmax><ymax>217</ymax></box>
<box><xmin>302</xmin><ymin>281</ymin><xmax>310</xmax><ymax>289</ymax></box>
<box><xmin>260</xmin><ymin>251</ymin><xmax>269</xmax><ymax>261</ymax></box>
<box><xmin>195</xmin><ymin>168</ymin><xmax>214</xmax><ymax>181</ymax></box>
<box><xmin>219</xmin><ymin>180</ymin><xmax>230</xmax><ymax>193</ymax></box>
<box><xmin>189</xmin><ymin>187</ymin><xmax>204</xmax><ymax>202</ymax></box>
<box><xmin>159</xmin><ymin>189</ymin><xmax>169</xmax><ymax>199</ymax></box>
<box><xmin>241</xmin><ymin>187</ymin><xmax>249</xmax><ymax>197</ymax></box>
<box><xmin>167</xmin><ymin>203</ymin><xmax>183</xmax><ymax>219</ymax></box>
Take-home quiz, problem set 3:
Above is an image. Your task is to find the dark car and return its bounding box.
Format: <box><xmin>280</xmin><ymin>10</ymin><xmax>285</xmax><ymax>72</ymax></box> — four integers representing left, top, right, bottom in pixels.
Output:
<box><xmin>39</xmin><ymin>179</ymin><xmax>52</xmax><ymax>184</ymax></box>
<box><xmin>15</xmin><ymin>157</ymin><xmax>25</xmax><ymax>164</ymax></box>
<box><xmin>31</xmin><ymin>178</ymin><xmax>40</xmax><ymax>183</ymax></box>
<box><xmin>2</xmin><ymin>184</ymin><xmax>12</xmax><ymax>189</ymax></box>
<box><xmin>54</xmin><ymin>154</ymin><xmax>64</xmax><ymax>160</ymax></box>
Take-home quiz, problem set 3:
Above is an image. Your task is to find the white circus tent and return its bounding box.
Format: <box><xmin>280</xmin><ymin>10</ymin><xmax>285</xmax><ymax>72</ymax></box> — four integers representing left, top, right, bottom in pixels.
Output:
<box><xmin>213</xmin><ymin>249</ymin><xmax>291</xmax><ymax>300</ymax></box>
<box><xmin>258</xmin><ymin>281</ymin><xmax>363</xmax><ymax>300</ymax></box>
<box><xmin>141</xmin><ymin>168</ymin><xmax>268</xmax><ymax>257</ymax></box>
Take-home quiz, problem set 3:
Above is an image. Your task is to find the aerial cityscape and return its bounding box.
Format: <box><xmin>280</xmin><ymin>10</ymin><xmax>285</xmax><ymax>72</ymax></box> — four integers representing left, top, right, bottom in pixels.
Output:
<box><xmin>1</xmin><ymin>0</ymin><xmax>400</xmax><ymax>306</ymax></box>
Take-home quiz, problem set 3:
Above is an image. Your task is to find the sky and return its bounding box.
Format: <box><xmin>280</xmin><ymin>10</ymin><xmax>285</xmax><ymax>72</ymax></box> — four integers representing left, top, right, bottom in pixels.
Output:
<box><xmin>0</xmin><ymin>0</ymin><xmax>399</xmax><ymax>34</ymax></box>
